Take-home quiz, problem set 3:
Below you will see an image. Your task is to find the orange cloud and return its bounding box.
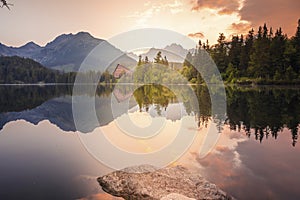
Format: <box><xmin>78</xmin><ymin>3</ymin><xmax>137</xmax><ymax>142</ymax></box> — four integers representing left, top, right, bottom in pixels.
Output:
<box><xmin>228</xmin><ymin>22</ymin><xmax>253</xmax><ymax>35</ymax></box>
<box><xmin>191</xmin><ymin>0</ymin><xmax>300</xmax><ymax>37</ymax></box>
<box><xmin>191</xmin><ymin>0</ymin><xmax>241</xmax><ymax>15</ymax></box>
<box><xmin>188</xmin><ymin>32</ymin><xmax>205</xmax><ymax>38</ymax></box>
<box><xmin>215</xmin><ymin>145</ymin><xmax>230</xmax><ymax>152</ymax></box>
<box><xmin>239</xmin><ymin>0</ymin><xmax>300</xmax><ymax>37</ymax></box>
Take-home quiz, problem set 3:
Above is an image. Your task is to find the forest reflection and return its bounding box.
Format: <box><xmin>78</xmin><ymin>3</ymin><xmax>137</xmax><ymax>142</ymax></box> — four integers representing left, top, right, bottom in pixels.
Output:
<box><xmin>0</xmin><ymin>85</ymin><xmax>299</xmax><ymax>146</ymax></box>
<box><xmin>226</xmin><ymin>86</ymin><xmax>300</xmax><ymax>146</ymax></box>
<box><xmin>111</xmin><ymin>84</ymin><xmax>299</xmax><ymax>146</ymax></box>
<box><xmin>131</xmin><ymin>84</ymin><xmax>212</xmax><ymax>129</ymax></box>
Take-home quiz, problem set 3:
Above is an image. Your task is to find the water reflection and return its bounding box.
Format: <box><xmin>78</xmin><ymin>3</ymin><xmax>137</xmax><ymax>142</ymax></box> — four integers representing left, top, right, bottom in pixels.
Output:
<box><xmin>0</xmin><ymin>85</ymin><xmax>72</xmax><ymax>113</ymax></box>
<box><xmin>226</xmin><ymin>86</ymin><xmax>300</xmax><ymax>146</ymax></box>
<box><xmin>133</xmin><ymin>84</ymin><xmax>213</xmax><ymax>129</ymax></box>
<box><xmin>0</xmin><ymin>120</ymin><xmax>112</xmax><ymax>199</ymax></box>
<box><xmin>0</xmin><ymin>85</ymin><xmax>300</xmax><ymax>199</ymax></box>
<box><xmin>198</xmin><ymin>125</ymin><xmax>300</xmax><ymax>200</ymax></box>
<box><xmin>0</xmin><ymin>85</ymin><xmax>299</xmax><ymax>145</ymax></box>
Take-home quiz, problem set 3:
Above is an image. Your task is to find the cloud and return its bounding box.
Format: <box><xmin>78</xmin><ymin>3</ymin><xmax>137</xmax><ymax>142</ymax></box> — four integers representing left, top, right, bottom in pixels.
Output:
<box><xmin>188</xmin><ymin>32</ymin><xmax>205</xmax><ymax>38</ymax></box>
<box><xmin>190</xmin><ymin>0</ymin><xmax>300</xmax><ymax>37</ymax></box>
<box><xmin>191</xmin><ymin>0</ymin><xmax>241</xmax><ymax>15</ymax></box>
<box><xmin>156</xmin><ymin>0</ymin><xmax>185</xmax><ymax>14</ymax></box>
<box><xmin>215</xmin><ymin>145</ymin><xmax>230</xmax><ymax>152</ymax></box>
<box><xmin>170</xmin><ymin>7</ymin><xmax>184</xmax><ymax>14</ymax></box>
<box><xmin>127</xmin><ymin>0</ymin><xmax>185</xmax><ymax>27</ymax></box>
<box><xmin>194</xmin><ymin>127</ymin><xmax>300</xmax><ymax>199</ymax></box>
<box><xmin>228</xmin><ymin>22</ymin><xmax>253</xmax><ymax>35</ymax></box>
<box><xmin>239</xmin><ymin>0</ymin><xmax>300</xmax><ymax>36</ymax></box>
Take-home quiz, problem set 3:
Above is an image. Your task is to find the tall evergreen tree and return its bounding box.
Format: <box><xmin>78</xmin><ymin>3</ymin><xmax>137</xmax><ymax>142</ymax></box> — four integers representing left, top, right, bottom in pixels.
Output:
<box><xmin>240</xmin><ymin>29</ymin><xmax>254</xmax><ymax>76</ymax></box>
<box><xmin>228</xmin><ymin>35</ymin><xmax>242</xmax><ymax>77</ymax></box>
<box><xmin>212</xmin><ymin>33</ymin><xmax>228</xmax><ymax>73</ymax></box>
<box><xmin>270</xmin><ymin>28</ymin><xmax>287</xmax><ymax>79</ymax></box>
<box><xmin>249</xmin><ymin>24</ymin><xmax>271</xmax><ymax>79</ymax></box>
<box><xmin>154</xmin><ymin>51</ymin><xmax>162</xmax><ymax>64</ymax></box>
<box><xmin>292</xmin><ymin>19</ymin><xmax>300</xmax><ymax>73</ymax></box>
<box><xmin>138</xmin><ymin>55</ymin><xmax>143</xmax><ymax>66</ymax></box>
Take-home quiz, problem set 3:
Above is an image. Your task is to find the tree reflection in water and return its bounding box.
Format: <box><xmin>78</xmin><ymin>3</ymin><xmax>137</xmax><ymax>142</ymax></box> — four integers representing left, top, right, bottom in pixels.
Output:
<box><xmin>0</xmin><ymin>85</ymin><xmax>299</xmax><ymax>146</ymax></box>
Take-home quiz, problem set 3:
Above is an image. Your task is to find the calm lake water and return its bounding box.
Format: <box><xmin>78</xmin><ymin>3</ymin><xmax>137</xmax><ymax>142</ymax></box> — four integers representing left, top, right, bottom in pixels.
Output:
<box><xmin>0</xmin><ymin>84</ymin><xmax>299</xmax><ymax>200</ymax></box>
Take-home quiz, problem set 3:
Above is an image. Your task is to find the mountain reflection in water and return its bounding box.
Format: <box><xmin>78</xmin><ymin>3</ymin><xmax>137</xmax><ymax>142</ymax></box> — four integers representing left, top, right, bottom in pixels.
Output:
<box><xmin>0</xmin><ymin>84</ymin><xmax>299</xmax><ymax>199</ymax></box>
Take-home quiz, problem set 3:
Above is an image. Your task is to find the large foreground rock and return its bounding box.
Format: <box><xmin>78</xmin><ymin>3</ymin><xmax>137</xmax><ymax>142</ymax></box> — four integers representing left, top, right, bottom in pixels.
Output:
<box><xmin>97</xmin><ymin>165</ymin><xmax>235</xmax><ymax>200</ymax></box>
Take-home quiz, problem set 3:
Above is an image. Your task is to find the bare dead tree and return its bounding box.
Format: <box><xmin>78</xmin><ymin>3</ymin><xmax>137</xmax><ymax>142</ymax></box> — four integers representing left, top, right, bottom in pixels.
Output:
<box><xmin>1</xmin><ymin>0</ymin><xmax>13</xmax><ymax>10</ymax></box>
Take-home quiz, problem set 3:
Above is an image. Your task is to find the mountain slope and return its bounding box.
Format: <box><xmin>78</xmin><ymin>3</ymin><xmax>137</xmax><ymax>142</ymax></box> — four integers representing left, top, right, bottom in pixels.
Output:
<box><xmin>0</xmin><ymin>41</ymin><xmax>42</xmax><ymax>58</ymax></box>
<box><xmin>0</xmin><ymin>32</ymin><xmax>136</xmax><ymax>72</ymax></box>
<box><xmin>35</xmin><ymin>32</ymin><xmax>104</xmax><ymax>71</ymax></box>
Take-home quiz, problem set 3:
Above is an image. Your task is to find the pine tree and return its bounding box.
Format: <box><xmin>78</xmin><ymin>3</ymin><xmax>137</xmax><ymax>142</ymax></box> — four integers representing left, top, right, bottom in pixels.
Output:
<box><xmin>228</xmin><ymin>35</ymin><xmax>242</xmax><ymax>78</ymax></box>
<box><xmin>249</xmin><ymin>24</ymin><xmax>271</xmax><ymax>79</ymax></box>
<box><xmin>138</xmin><ymin>55</ymin><xmax>142</xmax><ymax>66</ymax></box>
<box><xmin>163</xmin><ymin>56</ymin><xmax>169</xmax><ymax>66</ymax></box>
<box><xmin>154</xmin><ymin>51</ymin><xmax>162</xmax><ymax>64</ymax></box>
<box><xmin>183</xmin><ymin>52</ymin><xmax>193</xmax><ymax>67</ymax></box>
<box><xmin>292</xmin><ymin>19</ymin><xmax>300</xmax><ymax>73</ymax></box>
<box><xmin>212</xmin><ymin>33</ymin><xmax>228</xmax><ymax>73</ymax></box>
<box><xmin>270</xmin><ymin>28</ymin><xmax>287</xmax><ymax>78</ymax></box>
<box><xmin>240</xmin><ymin>29</ymin><xmax>254</xmax><ymax>76</ymax></box>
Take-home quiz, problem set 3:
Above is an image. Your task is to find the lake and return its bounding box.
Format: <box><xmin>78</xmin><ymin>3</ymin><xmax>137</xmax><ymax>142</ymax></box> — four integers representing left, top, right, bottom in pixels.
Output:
<box><xmin>0</xmin><ymin>84</ymin><xmax>299</xmax><ymax>200</ymax></box>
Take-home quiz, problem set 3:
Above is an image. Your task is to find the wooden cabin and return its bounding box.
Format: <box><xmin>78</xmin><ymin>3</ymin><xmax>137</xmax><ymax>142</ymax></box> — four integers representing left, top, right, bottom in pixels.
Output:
<box><xmin>113</xmin><ymin>64</ymin><xmax>132</xmax><ymax>79</ymax></box>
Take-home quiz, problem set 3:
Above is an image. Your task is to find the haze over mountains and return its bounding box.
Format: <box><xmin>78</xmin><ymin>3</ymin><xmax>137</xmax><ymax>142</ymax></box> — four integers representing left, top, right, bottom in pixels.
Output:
<box><xmin>0</xmin><ymin>32</ymin><xmax>189</xmax><ymax>72</ymax></box>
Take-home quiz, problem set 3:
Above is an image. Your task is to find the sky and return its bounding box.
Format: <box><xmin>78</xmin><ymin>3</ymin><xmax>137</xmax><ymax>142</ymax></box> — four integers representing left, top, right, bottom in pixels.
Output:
<box><xmin>0</xmin><ymin>0</ymin><xmax>299</xmax><ymax>47</ymax></box>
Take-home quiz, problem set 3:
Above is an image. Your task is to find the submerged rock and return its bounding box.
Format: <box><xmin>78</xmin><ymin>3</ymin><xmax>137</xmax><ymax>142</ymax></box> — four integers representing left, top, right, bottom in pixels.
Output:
<box><xmin>97</xmin><ymin>165</ymin><xmax>235</xmax><ymax>200</ymax></box>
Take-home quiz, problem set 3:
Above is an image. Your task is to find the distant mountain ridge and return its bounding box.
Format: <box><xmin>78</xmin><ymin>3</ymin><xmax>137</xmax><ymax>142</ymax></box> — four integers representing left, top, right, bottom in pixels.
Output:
<box><xmin>0</xmin><ymin>32</ymin><xmax>193</xmax><ymax>72</ymax></box>
<box><xmin>0</xmin><ymin>41</ymin><xmax>42</xmax><ymax>58</ymax></box>
<box><xmin>0</xmin><ymin>32</ymin><xmax>136</xmax><ymax>72</ymax></box>
<box><xmin>128</xmin><ymin>43</ymin><xmax>194</xmax><ymax>63</ymax></box>
<box><xmin>36</xmin><ymin>32</ymin><xmax>104</xmax><ymax>71</ymax></box>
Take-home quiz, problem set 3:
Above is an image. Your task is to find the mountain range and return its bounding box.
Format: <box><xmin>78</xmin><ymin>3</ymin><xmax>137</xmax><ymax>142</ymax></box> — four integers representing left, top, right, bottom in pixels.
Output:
<box><xmin>127</xmin><ymin>43</ymin><xmax>191</xmax><ymax>64</ymax></box>
<box><xmin>0</xmin><ymin>32</ymin><xmax>189</xmax><ymax>72</ymax></box>
<box><xmin>0</xmin><ymin>32</ymin><xmax>136</xmax><ymax>72</ymax></box>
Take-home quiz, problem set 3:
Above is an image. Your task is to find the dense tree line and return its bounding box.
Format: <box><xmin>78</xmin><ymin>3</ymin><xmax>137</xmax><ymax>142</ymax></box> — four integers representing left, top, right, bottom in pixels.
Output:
<box><xmin>133</xmin><ymin>51</ymin><xmax>184</xmax><ymax>84</ymax></box>
<box><xmin>182</xmin><ymin>19</ymin><xmax>300</xmax><ymax>84</ymax></box>
<box><xmin>0</xmin><ymin>56</ymin><xmax>76</xmax><ymax>84</ymax></box>
<box><xmin>0</xmin><ymin>56</ymin><xmax>115</xmax><ymax>84</ymax></box>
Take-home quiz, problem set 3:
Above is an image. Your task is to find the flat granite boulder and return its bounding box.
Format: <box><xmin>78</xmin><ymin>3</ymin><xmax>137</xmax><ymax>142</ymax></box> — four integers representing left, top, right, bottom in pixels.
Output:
<box><xmin>161</xmin><ymin>193</ymin><xmax>196</xmax><ymax>200</ymax></box>
<box><xmin>97</xmin><ymin>165</ymin><xmax>235</xmax><ymax>200</ymax></box>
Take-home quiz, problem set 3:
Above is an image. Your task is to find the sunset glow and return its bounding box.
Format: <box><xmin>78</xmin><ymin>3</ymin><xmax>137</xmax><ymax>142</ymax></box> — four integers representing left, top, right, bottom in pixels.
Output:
<box><xmin>1</xmin><ymin>0</ymin><xmax>299</xmax><ymax>46</ymax></box>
